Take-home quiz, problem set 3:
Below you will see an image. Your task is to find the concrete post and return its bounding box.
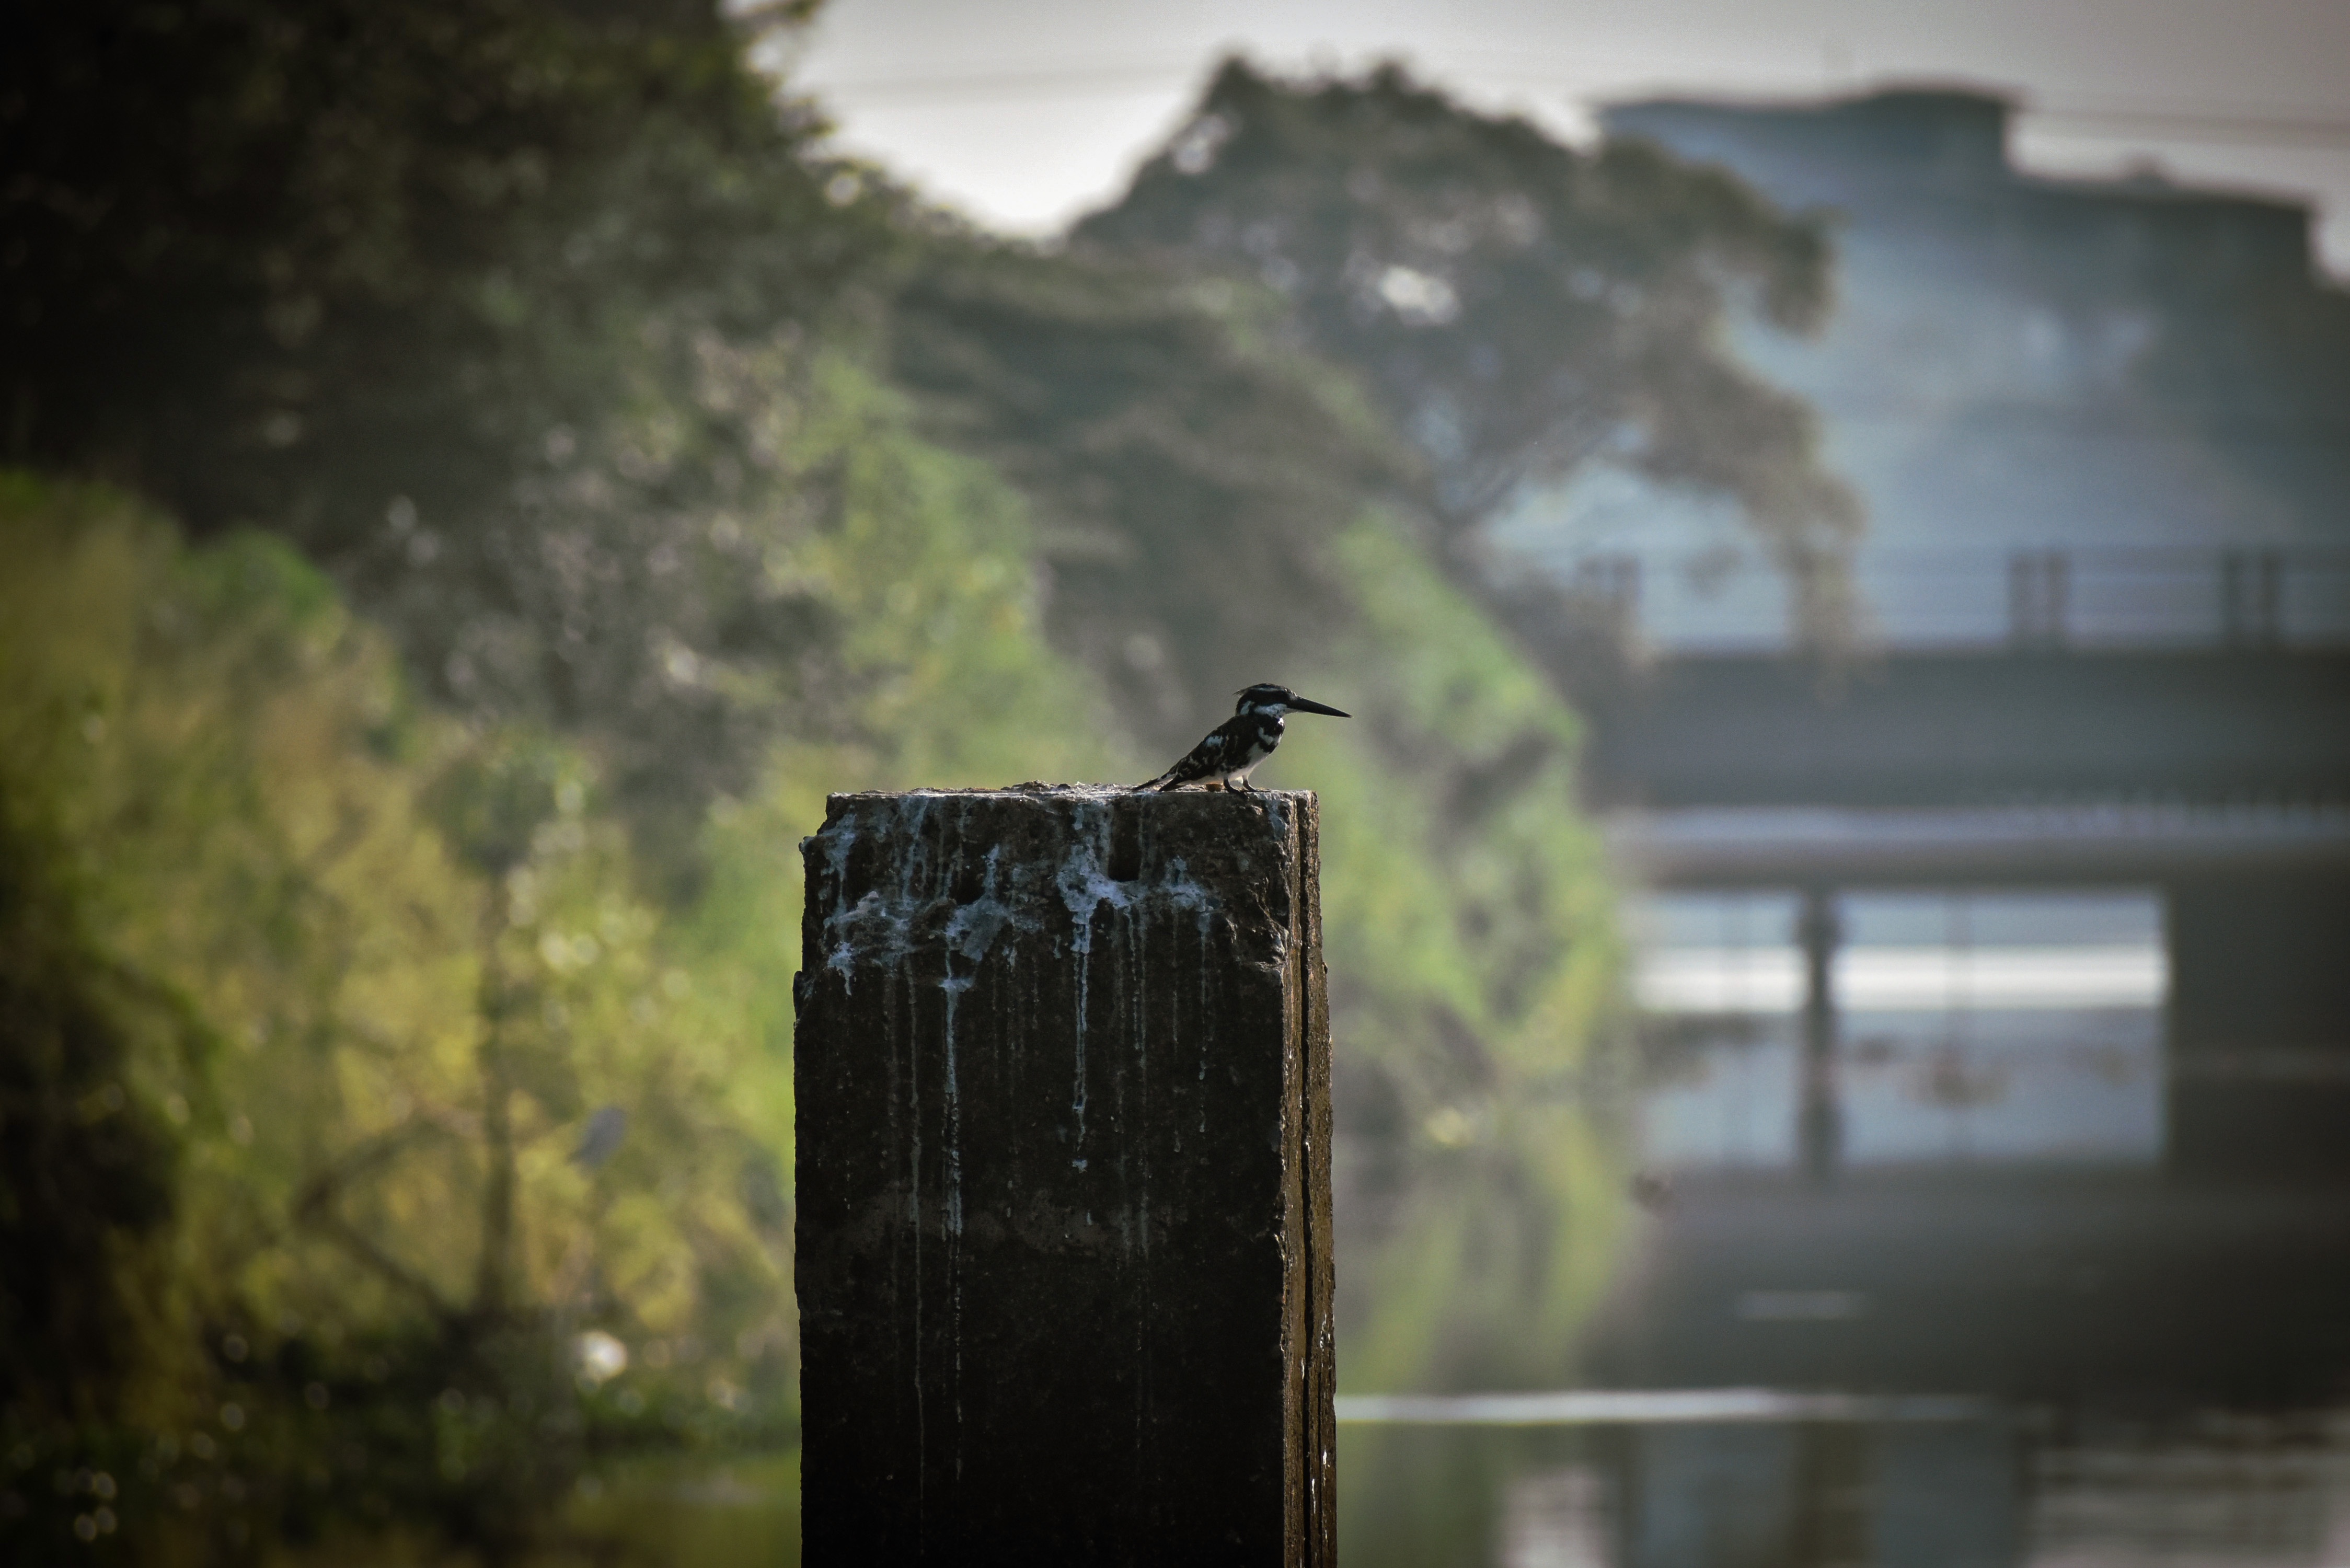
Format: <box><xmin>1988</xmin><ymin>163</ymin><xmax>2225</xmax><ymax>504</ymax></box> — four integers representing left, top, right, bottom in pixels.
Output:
<box><xmin>1796</xmin><ymin>886</ymin><xmax>1843</xmax><ymax>1184</ymax></box>
<box><xmin>795</xmin><ymin>787</ymin><xmax>1335</xmax><ymax>1564</ymax></box>
<box><xmin>2167</xmin><ymin>871</ymin><xmax>2350</xmax><ymax>1176</ymax></box>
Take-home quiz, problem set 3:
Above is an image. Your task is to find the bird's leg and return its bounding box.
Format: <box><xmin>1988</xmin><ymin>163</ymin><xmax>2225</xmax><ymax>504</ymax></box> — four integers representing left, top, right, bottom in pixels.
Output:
<box><xmin>1230</xmin><ymin>775</ymin><xmax>1276</xmax><ymax>820</ymax></box>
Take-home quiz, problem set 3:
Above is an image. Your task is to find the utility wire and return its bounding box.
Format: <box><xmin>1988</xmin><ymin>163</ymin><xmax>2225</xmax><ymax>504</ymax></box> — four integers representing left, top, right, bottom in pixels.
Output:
<box><xmin>800</xmin><ymin>57</ymin><xmax>2350</xmax><ymax>152</ymax></box>
<box><xmin>2027</xmin><ymin>107</ymin><xmax>2350</xmax><ymax>150</ymax></box>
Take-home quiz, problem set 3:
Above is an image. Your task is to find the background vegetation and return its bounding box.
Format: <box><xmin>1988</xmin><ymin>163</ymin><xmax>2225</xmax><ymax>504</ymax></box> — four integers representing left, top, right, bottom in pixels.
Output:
<box><xmin>2</xmin><ymin>4</ymin><xmax>1849</xmax><ymax>1561</ymax></box>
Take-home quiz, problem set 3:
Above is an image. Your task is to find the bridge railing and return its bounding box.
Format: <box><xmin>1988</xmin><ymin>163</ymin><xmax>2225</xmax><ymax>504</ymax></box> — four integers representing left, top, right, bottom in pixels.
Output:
<box><xmin>1553</xmin><ymin>545</ymin><xmax>2350</xmax><ymax>652</ymax></box>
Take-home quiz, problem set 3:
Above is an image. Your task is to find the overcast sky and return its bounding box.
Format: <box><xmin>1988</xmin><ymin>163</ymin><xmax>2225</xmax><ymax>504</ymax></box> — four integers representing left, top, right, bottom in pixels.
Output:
<box><xmin>784</xmin><ymin>0</ymin><xmax>2350</xmax><ymax>274</ymax></box>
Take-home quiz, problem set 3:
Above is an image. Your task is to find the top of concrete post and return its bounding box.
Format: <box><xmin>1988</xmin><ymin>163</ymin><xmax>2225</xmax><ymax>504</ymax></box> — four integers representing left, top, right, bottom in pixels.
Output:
<box><xmin>806</xmin><ymin>786</ymin><xmax>1321</xmax><ymax>965</ymax></box>
<box><xmin>796</xmin><ymin>783</ymin><xmax>1335</xmax><ymax>1564</ymax></box>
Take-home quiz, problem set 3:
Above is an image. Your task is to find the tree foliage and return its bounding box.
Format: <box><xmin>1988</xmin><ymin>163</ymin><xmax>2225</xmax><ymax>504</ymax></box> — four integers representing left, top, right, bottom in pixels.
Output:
<box><xmin>2</xmin><ymin>0</ymin><xmax>893</xmax><ymax>880</ymax></box>
<box><xmin>0</xmin><ymin>8</ymin><xmax>1918</xmax><ymax>1561</ymax></box>
<box><xmin>0</xmin><ymin>480</ymin><xmax>731</xmax><ymax>1556</ymax></box>
<box><xmin>885</xmin><ymin>234</ymin><xmax>1409</xmax><ymax>744</ymax></box>
<box><xmin>1076</xmin><ymin>59</ymin><xmax>1863</xmax><ymax>642</ymax></box>
<box><xmin>4</xmin><ymin>0</ymin><xmax>859</xmax><ymax>524</ymax></box>
<box><xmin>0</xmin><ymin>368</ymin><xmax>1113</xmax><ymax>1557</ymax></box>
<box><xmin>883</xmin><ymin>228</ymin><xmax>1633</xmax><ymax>1430</ymax></box>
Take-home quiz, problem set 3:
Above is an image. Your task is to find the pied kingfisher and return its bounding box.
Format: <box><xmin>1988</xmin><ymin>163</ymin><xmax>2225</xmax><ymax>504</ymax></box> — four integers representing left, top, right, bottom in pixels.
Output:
<box><xmin>1139</xmin><ymin>683</ymin><xmax>1351</xmax><ymax>792</ymax></box>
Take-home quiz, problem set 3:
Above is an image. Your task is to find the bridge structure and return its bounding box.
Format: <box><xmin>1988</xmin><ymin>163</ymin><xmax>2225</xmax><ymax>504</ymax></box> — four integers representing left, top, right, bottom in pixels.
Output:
<box><xmin>1582</xmin><ymin>641</ymin><xmax>2350</xmax><ymax>1178</ymax></box>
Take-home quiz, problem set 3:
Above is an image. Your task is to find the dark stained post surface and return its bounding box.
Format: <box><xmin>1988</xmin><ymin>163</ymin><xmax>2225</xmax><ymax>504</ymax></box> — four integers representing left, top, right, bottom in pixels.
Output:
<box><xmin>796</xmin><ymin>787</ymin><xmax>1335</xmax><ymax>1565</ymax></box>
<box><xmin>1796</xmin><ymin>885</ymin><xmax>1843</xmax><ymax>1185</ymax></box>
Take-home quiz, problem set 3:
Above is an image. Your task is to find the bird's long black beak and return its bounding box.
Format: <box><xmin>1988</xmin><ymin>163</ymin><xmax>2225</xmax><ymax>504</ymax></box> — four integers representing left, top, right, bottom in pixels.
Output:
<box><xmin>1287</xmin><ymin>696</ymin><xmax>1351</xmax><ymax>718</ymax></box>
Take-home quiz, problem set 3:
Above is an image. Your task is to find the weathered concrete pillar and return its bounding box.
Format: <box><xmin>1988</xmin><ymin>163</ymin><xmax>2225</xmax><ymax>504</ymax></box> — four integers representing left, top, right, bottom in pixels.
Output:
<box><xmin>795</xmin><ymin>787</ymin><xmax>1335</xmax><ymax>1564</ymax></box>
<box><xmin>2167</xmin><ymin>870</ymin><xmax>2350</xmax><ymax>1177</ymax></box>
<box><xmin>1796</xmin><ymin>886</ymin><xmax>1843</xmax><ymax>1185</ymax></box>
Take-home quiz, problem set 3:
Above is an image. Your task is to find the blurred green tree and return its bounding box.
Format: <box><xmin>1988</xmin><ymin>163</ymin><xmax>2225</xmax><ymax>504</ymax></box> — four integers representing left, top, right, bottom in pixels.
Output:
<box><xmin>1075</xmin><ymin>59</ymin><xmax>1864</xmax><ymax>648</ymax></box>
<box><xmin>0</xmin><ymin>10</ymin><xmax>1742</xmax><ymax>1561</ymax></box>
<box><xmin>885</xmin><ymin>232</ymin><xmax>1409</xmax><ymax>745</ymax></box>
<box><xmin>0</xmin><ymin>320</ymin><xmax>1116</xmax><ymax>1555</ymax></box>
<box><xmin>879</xmin><ymin>219</ymin><xmax>1634</xmax><ymax>1419</ymax></box>
<box><xmin>1</xmin><ymin>0</ymin><xmax>891</xmax><ymax>885</ymax></box>
<box><xmin>877</xmin><ymin>179</ymin><xmax>1648</xmax><ymax>1423</ymax></box>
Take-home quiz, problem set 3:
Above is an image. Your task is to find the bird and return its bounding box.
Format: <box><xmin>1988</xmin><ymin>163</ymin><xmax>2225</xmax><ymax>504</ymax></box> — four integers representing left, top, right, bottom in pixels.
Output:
<box><xmin>1139</xmin><ymin>683</ymin><xmax>1351</xmax><ymax>792</ymax></box>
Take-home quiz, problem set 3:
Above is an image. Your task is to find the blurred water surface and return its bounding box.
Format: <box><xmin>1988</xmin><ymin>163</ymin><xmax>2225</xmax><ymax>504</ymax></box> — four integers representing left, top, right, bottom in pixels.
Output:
<box><xmin>1343</xmin><ymin>1408</ymin><xmax>2350</xmax><ymax>1568</ymax></box>
<box><xmin>1329</xmin><ymin>886</ymin><xmax>2350</xmax><ymax>1566</ymax></box>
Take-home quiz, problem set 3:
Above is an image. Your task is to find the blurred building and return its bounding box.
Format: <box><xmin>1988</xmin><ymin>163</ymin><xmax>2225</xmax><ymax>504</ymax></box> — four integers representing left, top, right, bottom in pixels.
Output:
<box><xmin>1353</xmin><ymin>89</ymin><xmax>2350</xmax><ymax>1568</ymax></box>
<box><xmin>1533</xmin><ymin>87</ymin><xmax>2350</xmax><ymax>1182</ymax></box>
<box><xmin>1502</xmin><ymin>87</ymin><xmax>2350</xmax><ymax>650</ymax></box>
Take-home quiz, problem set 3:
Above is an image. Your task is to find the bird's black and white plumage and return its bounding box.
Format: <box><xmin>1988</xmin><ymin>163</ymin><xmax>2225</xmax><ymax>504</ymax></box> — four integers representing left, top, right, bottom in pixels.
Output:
<box><xmin>1139</xmin><ymin>683</ymin><xmax>1351</xmax><ymax>792</ymax></box>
